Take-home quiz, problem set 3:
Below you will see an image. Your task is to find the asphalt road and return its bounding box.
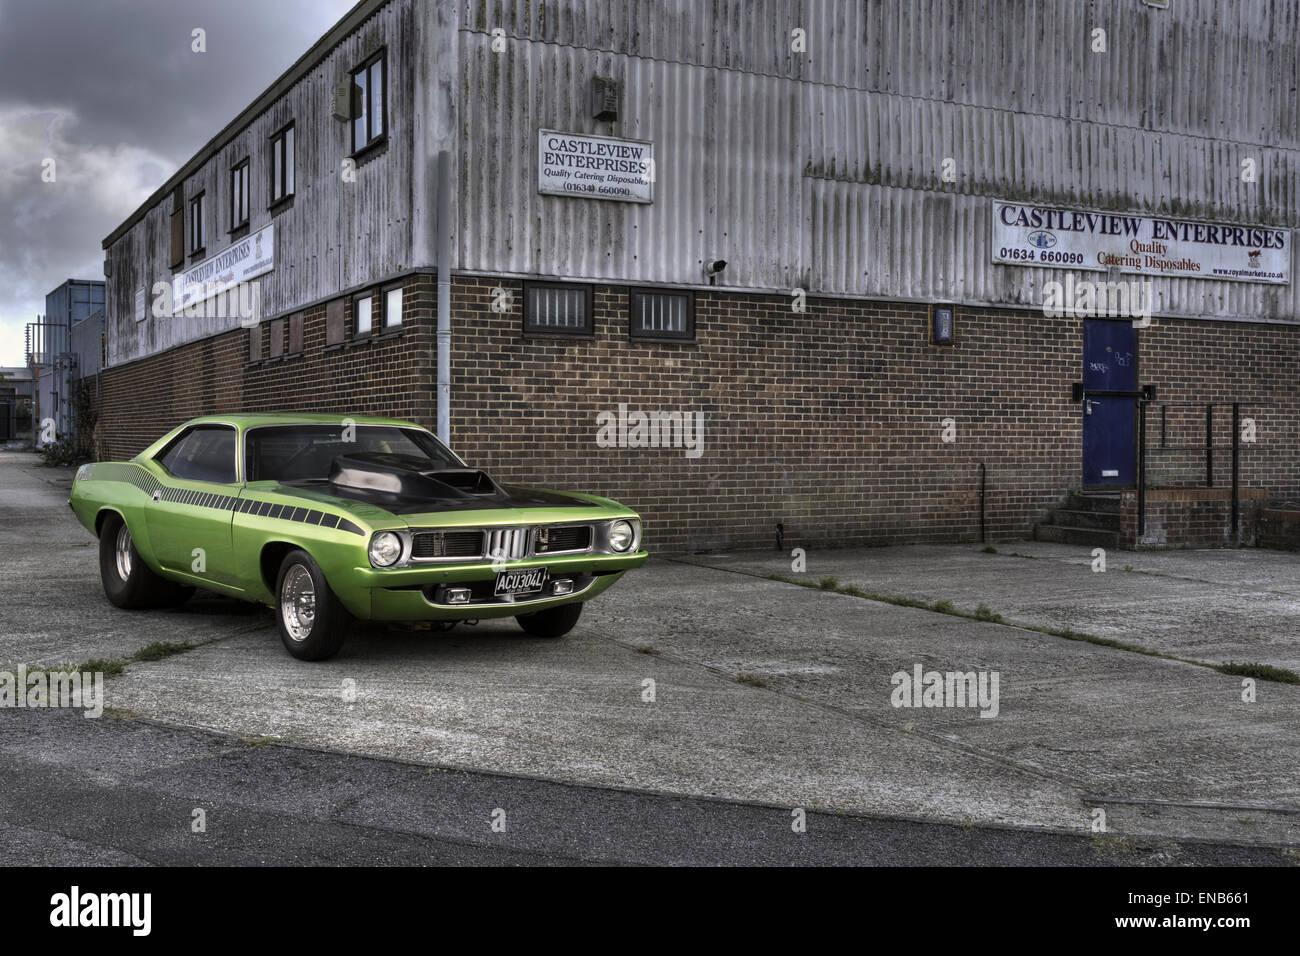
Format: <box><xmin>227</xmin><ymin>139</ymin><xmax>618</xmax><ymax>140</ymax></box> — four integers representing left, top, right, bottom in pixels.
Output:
<box><xmin>3</xmin><ymin>452</ymin><xmax>1299</xmax><ymax>863</ymax></box>
<box><xmin>0</xmin><ymin>708</ymin><xmax>1290</xmax><ymax>866</ymax></box>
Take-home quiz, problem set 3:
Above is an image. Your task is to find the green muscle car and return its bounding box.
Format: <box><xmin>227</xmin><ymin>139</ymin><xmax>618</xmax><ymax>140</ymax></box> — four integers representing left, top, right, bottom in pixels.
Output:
<box><xmin>68</xmin><ymin>414</ymin><xmax>647</xmax><ymax>661</ymax></box>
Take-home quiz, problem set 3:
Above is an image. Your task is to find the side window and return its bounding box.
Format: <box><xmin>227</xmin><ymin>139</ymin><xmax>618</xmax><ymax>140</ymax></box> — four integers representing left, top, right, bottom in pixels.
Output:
<box><xmin>189</xmin><ymin>192</ymin><xmax>206</xmax><ymax>255</ymax></box>
<box><xmin>350</xmin><ymin>49</ymin><xmax>386</xmax><ymax>154</ymax></box>
<box><xmin>230</xmin><ymin>159</ymin><xmax>250</xmax><ymax>230</ymax></box>
<box><xmin>157</xmin><ymin>426</ymin><xmax>238</xmax><ymax>484</ymax></box>
<box><xmin>270</xmin><ymin>123</ymin><xmax>295</xmax><ymax>204</ymax></box>
<box><xmin>354</xmin><ymin>291</ymin><xmax>374</xmax><ymax>337</ymax></box>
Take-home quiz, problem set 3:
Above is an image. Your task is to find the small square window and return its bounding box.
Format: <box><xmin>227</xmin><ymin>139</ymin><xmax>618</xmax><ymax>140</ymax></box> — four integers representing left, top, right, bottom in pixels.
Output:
<box><xmin>629</xmin><ymin>289</ymin><xmax>694</xmax><ymax>341</ymax></box>
<box><xmin>384</xmin><ymin>285</ymin><xmax>402</xmax><ymax>328</ymax></box>
<box><xmin>354</xmin><ymin>293</ymin><xmax>374</xmax><ymax>338</ymax></box>
<box><xmin>524</xmin><ymin>282</ymin><xmax>593</xmax><ymax>336</ymax></box>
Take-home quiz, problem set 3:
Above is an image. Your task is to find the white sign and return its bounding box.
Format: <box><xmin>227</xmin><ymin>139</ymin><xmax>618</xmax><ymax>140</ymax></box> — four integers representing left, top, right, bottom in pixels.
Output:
<box><xmin>538</xmin><ymin>130</ymin><xmax>653</xmax><ymax>203</ymax></box>
<box><xmin>172</xmin><ymin>223</ymin><xmax>275</xmax><ymax>313</ymax></box>
<box><xmin>992</xmin><ymin>201</ymin><xmax>1289</xmax><ymax>284</ymax></box>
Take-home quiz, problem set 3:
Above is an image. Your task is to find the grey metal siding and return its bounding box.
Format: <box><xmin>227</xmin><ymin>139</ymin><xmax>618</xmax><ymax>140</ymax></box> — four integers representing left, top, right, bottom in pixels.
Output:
<box><xmin>105</xmin><ymin>0</ymin><xmax>418</xmax><ymax>367</ymax></box>
<box><xmin>456</xmin><ymin>0</ymin><xmax>1300</xmax><ymax>320</ymax></box>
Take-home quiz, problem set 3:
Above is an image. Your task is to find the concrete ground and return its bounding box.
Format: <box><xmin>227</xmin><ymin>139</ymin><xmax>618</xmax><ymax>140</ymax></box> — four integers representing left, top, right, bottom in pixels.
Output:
<box><xmin>1</xmin><ymin>451</ymin><xmax>1298</xmax><ymax>859</ymax></box>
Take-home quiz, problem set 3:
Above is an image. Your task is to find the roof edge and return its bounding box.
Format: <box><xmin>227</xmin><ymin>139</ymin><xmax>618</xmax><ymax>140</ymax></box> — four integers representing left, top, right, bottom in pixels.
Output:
<box><xmin>101</xmin><ymin>0</ymin><xmax>390</xmax><ymax>251</ymax></box>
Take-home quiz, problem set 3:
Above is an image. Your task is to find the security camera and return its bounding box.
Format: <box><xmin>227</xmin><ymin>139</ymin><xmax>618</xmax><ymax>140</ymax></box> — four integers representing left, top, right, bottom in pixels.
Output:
<box><xmin>704</xmin><ymin>259</ymin><xmax>727</xmax><ymax>279</ymax></box>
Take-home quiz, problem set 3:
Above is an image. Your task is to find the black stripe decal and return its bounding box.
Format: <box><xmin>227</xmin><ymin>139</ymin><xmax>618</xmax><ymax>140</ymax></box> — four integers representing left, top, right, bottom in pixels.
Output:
<box><xmin>85</xmin><ymin>463</ymin><xmax>360</xmax><ymax>534</ymax></box>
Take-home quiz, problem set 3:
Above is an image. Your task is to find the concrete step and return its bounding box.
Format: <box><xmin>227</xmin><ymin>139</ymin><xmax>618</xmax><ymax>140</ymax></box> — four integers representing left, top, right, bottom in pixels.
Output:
<box><xmin>1034</xmin><ymin>523</ymin><xmax>1121</xmax><ymax>549</ymax></box>
<box><xmin>1049</xmin><ymin>508</ymin><xmax>1122</xmax><ymax>532</ymax></box>
<box><xmin>1065</xmin><ymin>492</ymin><xmax>1123</xmax><ymax>514</ymax></box>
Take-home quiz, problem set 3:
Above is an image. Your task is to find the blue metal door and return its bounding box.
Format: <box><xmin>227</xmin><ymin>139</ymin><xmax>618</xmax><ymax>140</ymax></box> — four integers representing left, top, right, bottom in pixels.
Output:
<box><xmin>1082</xmin><ymin>320</ymin><xmax>1137</xmax><ymax>486</ymax></box>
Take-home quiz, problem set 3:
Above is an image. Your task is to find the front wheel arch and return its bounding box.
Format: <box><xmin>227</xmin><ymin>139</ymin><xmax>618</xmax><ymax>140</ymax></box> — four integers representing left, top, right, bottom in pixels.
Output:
<box><xmin>259</xmin><ymin>541</ymin><xmax>301</xmax><ymax>596</ymax></box>
<box><xmin>95</xmin><ymin>507</ymin><xmax>126</xmax><ymax>539</ymax></box>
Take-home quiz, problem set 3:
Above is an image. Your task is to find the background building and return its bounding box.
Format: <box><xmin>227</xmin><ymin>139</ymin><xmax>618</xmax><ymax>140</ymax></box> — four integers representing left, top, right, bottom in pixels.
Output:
<box><xmin>0</xmin><ymin>366</ymin><xmax>34</xmax><ymax>444</ymax></box>
<box><xmin>94</xmin><ymin>0</ymin><xmax>1300</xmax><ymax>550</ymax></box>
<box><xmin>28</xmin><ymin>279</ymin><xmax>103</xmax><ymax>449</ymax></box>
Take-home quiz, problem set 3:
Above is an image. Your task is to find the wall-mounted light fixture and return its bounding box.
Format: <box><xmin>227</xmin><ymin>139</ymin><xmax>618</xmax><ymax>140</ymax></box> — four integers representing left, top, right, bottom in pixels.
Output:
<box><xmin>591</xmin><ymin>77</ymin><xmax>620</xmax><ymax>121</ymax></box>
<box><xmin>930</xmin><ymin>304</ymin><xmax>955</xmax><ymax>346</ymax></box>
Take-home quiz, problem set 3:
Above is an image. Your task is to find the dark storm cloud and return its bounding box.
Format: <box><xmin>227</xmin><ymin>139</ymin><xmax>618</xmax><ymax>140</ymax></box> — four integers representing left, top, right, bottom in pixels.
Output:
<box><xmin>0</xmin><ymin>0</ymin><xmax>358</xmax><ymax>364</ymax></box>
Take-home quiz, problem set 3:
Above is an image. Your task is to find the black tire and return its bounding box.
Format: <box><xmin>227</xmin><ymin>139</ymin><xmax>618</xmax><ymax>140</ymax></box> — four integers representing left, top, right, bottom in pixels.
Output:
<box><xmin>274</xmin><ymin>549</ymin><xmax>351</xmax><ymax>661</ymax></box>
<box><xmin>516</xmin><ymin>602</ymin><xmax>583</xmax><ymax>638</ymax></box>
<box><xmin>98</xmin><ymin>513</ymin><xmax>194</xmax><ymax>610</ymax></box>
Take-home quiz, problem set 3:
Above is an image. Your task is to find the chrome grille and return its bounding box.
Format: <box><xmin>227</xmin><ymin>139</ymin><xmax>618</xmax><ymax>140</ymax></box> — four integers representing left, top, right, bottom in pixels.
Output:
<box><xmin>410</xmin><ymin>530</ymin><xmax>484</xmax><ymax>560</ymax></box>
<box><xmin>485</xmin><ymin>527</ymin><xmax>530</xmax><ymax>561</ymax></box>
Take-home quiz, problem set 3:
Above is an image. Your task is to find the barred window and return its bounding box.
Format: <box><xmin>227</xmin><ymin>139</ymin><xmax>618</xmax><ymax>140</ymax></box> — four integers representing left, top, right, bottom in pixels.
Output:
<box><xmin>524</xmin><ymin>283</ymin><xmax>593</xmax><ymax>335</ymax></box>
<box><xmin>630</xmin><ymin>289</ymin><xmax>694</xmax><ymax>340</ymax></box>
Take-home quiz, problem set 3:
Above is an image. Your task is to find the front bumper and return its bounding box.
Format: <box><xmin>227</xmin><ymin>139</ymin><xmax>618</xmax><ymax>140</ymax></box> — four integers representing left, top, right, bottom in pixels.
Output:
<box><xmin>332</xmin><ymin>550</ymin><xmax>648</xmax><ymax>621</ymax></box>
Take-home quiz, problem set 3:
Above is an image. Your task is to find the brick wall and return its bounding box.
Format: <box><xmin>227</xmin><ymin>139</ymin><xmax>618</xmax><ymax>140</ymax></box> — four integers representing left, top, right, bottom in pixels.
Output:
<box><xmin>95</xmin><ymin>273</ymin><xmax>1300</xmax><ymax>553</ymax></box>
<box><xmin>95</xmin><ymin>274</ymin><xmax>437</xmax><ymax>460</ymax></box>
<box><xmin>1258</xmin><ymin>508</ymin><xmax>1300</xmax><ymax>551</ymax></box>
<box><xmin>1119</xmin><ymin>488</ymin><xmax>1269</xmax><ymax>549</ymax></box>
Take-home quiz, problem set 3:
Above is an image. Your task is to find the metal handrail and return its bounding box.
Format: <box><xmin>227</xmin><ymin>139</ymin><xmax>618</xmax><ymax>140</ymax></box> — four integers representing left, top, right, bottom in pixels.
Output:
<box><xmin>1137</xmin><ymin>400</ymin><xmax>1265</xmax><ymax>542</ymax></box>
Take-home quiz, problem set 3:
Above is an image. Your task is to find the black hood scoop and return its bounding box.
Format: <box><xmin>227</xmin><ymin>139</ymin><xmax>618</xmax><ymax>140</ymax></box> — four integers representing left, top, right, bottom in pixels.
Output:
<box><xmin>329</xmin><ymin>453</ymin><xmax>504</xmax><ymax>499</ymax></box>
<box><xmin>277</xmin><ymin>452</ymin><xmax>601</xmax><ymax>515</ymax></box>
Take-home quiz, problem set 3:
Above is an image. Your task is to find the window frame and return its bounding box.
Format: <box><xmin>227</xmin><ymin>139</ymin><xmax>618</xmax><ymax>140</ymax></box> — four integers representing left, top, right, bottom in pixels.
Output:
<box><xmin>628</xmin><ymin>288</ymin><xmax>696</xmax><ymax>342</ymax></box>
<box><xmin>349</xmin><ymin>48</ymin><xmax>388</xmax><ymax>157</ymax></box>
<box><xmin>523</xmin><ymin>281</ymin><xmax>595</xmax><ymax>338</ymax></box>
<box><xmin>353</xmin><ymin>290</ymin><xmax>376</xmax><ymax>339</ymax></box>
<box><xmin>382</xmin><ymin>283</ymin><xmax>403</xmax><ymax>331</ymax></box>
<box><xmin>153</xmin><ymin>423</ymin><xmax>241</xmax><ymax>484</ymax></box>
<box><xmin>269</xmin><ymin>121</ymin><xmax>295</xmax><ymax>206</ymax></box>
<box><xmin>188</xmin><ymin>191</ymin><xmax>206</xmax><ymax>256</ymax></box>
<box><xmin>230</xmin><ymin>158</ymin><xmax>250</xmax><ymax>232</ymax></box>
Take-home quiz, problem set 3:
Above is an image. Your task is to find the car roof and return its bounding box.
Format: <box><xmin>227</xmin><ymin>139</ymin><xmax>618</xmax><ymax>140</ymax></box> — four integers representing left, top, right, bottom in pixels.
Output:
<box><xmin>180</xmin><ymin>413</ymin><xmax>425</xmax><ymax>429</ymax></box>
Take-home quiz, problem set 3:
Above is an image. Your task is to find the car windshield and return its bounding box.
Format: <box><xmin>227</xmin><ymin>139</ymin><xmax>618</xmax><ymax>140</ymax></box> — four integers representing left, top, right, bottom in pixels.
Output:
<box><xmin>245</xmin><ymin>424</ymin><xmax>462</xmax><ymax>482</ymax></box>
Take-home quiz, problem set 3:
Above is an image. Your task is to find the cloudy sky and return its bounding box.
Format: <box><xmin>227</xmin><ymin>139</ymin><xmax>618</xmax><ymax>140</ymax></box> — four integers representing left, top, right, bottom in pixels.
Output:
<box><xmin>0</xmin><ymin>0</ymin><xmax>357</xmax><ymax>365</ymax></box>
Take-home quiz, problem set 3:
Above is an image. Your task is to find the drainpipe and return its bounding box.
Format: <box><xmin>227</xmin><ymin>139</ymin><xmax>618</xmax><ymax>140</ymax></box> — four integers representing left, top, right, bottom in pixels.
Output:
<box><xmin>436</xmin><ymin>150</ymin><xmax>452</xmax><ymax>445</ymax></box>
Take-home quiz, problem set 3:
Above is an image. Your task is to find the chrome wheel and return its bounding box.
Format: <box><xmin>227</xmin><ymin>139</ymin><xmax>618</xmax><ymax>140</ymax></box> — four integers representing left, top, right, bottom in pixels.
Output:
<box><xmin>280</xmin><ymin>564</ymin><xmax>316</xmax><ymax>642</ymax></box>
<box><xmin>114</xmin><ymin>523</ymin><xmax>134</xmax><ymax>581</ymax></box>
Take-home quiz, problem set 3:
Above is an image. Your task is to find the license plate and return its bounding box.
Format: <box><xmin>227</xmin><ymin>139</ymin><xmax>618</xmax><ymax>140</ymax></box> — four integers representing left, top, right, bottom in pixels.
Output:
<box><xmin>494</xmin><ymin>567</ymin><xmax>547</xmax><ymax>597</ymax></box>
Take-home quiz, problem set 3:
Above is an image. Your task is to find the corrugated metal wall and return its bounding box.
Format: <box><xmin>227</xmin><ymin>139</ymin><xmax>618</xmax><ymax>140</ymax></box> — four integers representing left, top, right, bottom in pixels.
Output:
<box><xmin>457</xmin><ymin>0</ymin><xmax>1300</xmax><ymax>319</ymax></box>
<box><xmin>103</xmin><ymin>0</ymin><xmax>1300</xmax><ymax>370</ymax></box>
<box><xmin>106</xmin><ymin>0</ymin><xmax>417</xmax><ymax>367</ymax></box>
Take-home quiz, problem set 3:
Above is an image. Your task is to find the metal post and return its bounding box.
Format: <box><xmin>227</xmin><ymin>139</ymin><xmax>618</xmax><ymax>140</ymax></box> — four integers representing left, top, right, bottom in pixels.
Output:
<box><xmin>1138</xmin><ymin>401</ymin><xmax>1147</xmax><ymax>537</ymax></box>
<box><xmin>1205</xmin><ymin>404</ymin><xmax>1214</xmax><ymax>487</ymax></box>
<box><xmin>1231</xmin><ymin>403</ymin><xmax>1240</xmax><ymax>543</ymax></box>
<box><xmin>435</xmin><ymin>150</ymin><xmax>452</xmax><ymax>446</ymax></box>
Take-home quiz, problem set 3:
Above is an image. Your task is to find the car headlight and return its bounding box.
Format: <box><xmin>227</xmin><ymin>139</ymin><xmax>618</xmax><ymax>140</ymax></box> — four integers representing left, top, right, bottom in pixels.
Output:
<box><xmin>368</xmin><ymin>531</ymin><xmax>403</xmax><ymax>567</ymax></box>
<box><xmin>608</xmin><ymin>519</ymin><xmax>636</xmax><ymax>553</ymax></box>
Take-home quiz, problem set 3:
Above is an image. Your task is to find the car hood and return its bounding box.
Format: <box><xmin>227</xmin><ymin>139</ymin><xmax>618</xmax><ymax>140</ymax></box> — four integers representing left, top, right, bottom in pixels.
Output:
<box><xmin>271</xmin><ymin>477</ymin><xmax>602</xmax><ymax>517</ymax></box>
<box><xmin>253</xmin><ymin>453</ymin><xmax>603</xmax><ymax>523</ymax></box>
